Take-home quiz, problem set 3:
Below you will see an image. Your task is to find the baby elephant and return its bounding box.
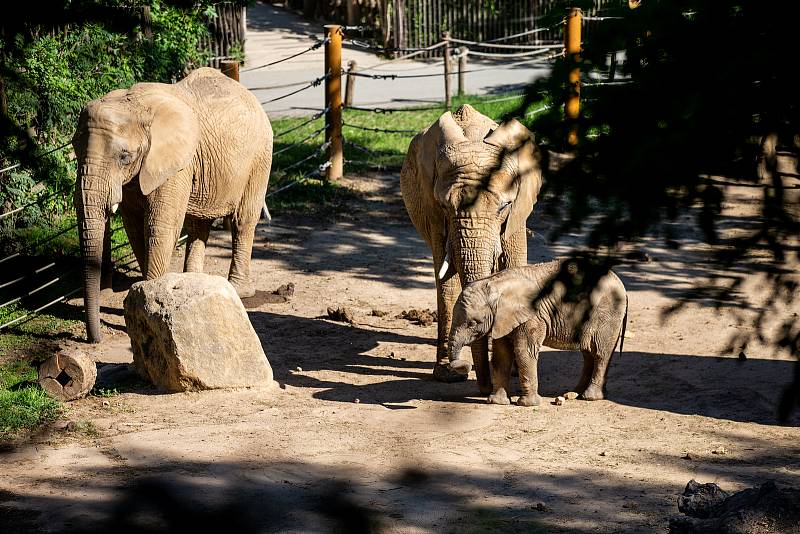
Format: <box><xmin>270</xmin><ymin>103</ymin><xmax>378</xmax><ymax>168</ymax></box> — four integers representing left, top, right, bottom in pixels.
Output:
<box><xmin>448</xmin><ymin>260</ymin><xmax>628</xmax><ymax>406</ymax></box>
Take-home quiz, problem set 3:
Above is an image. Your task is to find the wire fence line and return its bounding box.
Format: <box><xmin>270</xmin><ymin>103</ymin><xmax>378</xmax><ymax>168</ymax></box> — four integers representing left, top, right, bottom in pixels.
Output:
<box><xmin>344</xmin><ymin>104</ymin><xmax>444</xmax><ymax>114</ymax></box>
<box><xmin>241</xmin><ymin>38</ymin><xmax>329</xmax><ymax>73</ymax></box>
<box><xmin>342</xmin><ymin>121</ymin><xmax>419</xmax><ymax>135</ymax></box>
<box><xmin>0</xmin><ymin>141</ymin><xmax>72</xmax><ymax>176</ymax></box>
<box><xmin>274</xmin><ymin>107</ymin><xmax>329</xmax><ymax>138</ymax></box>
<box><xmin>266</xmin><ymin>161</ymin><xmax>330</xmax><ymax>198</ymax></box>
<box><xmin>259</xmin><ymin>74</ymin><xmax>329</xmax><ymax>104</ymax></box>
<box><xmin>273</xmin><ymin>124</ymin><xmax>328</xmax><ymax>156</ymax></box>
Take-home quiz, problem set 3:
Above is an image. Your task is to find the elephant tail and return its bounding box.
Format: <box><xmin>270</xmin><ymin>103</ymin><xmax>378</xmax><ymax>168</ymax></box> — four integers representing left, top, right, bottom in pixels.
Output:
<box><xmin>617</xmin><ymin>295</ymin><xmax>628</xmax><ymax>358</ymax></box>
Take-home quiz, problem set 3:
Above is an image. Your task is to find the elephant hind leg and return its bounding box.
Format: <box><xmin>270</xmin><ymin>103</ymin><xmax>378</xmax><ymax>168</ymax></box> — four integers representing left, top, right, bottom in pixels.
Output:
<box><xmin>575</xmin><ymin>350</ymin><xmax>594</xmax><ymax>395</ymax></box>
<box><xmin>581</xmin><ymin>350</ymin><xmax>614</xmax><ymax>401</ymax></box>
<box><xmin>228</xmin><ymin>161</ymin><xmax>269</xmax><ymax>298</ymax></box>
<box><xmin>183</xmin><ymin>216</ymin><xmax>212</xmax><ymax>273</ymax></box>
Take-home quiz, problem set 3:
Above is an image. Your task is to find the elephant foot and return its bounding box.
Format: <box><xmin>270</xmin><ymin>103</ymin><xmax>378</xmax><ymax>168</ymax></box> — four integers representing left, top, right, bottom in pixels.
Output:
<box><xmin>488</xmin><ymin>391</ymin><xmax>511</xmax><ymax>405</ymax></box>
<box><xmin>448</xmin><ymin>359</ymin><xmax>472</xmax><ymax>376</ymax></box>
<box><xmin>433</xmin><ymin>362</ymin><xmax>468</xmax><ymax>383</ymax></box>
<box><xmin>581</xmin><ymin>383</ymin><xmax>605</xmax><ymax>401</ymax></box>
<box><xmin>230</xmin><ymin>279</ymin><xmax>256</xmax><ymax>299</ymax></box>
<box><xmin>516</xmin><ymin>394</ymin><xmax>542</xmax><ymax>407</ymax></box>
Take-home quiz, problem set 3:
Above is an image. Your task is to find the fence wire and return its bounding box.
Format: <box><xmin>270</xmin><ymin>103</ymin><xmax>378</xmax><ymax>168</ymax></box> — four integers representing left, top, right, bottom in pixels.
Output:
<box><xmin>273</xmin><ymin>124</ymin><xmax>328</xmax><ymax>156</ymax></box>
<box><xmin>0</xmin><ymin>141</ymin><xmax>72</xmax><ymax>176</ymax></box>
<box><xmin>342</xmin><ymin>121</ymin><xmax>418</xmax><ymax>135</ymax></box>
<box><xmin>241</xmin><ymin>38</ymin><xmax>329</xmax><ymax>73</ymax></box>
<box><xmin>274</xmin><ymin>107</ymin><xmax>329</xmax><ymax>138</ymax></box>
<box><xmin>259</xmin><ymin>74</ymin><xmax>329</xmax><ymax>104</ymax></box>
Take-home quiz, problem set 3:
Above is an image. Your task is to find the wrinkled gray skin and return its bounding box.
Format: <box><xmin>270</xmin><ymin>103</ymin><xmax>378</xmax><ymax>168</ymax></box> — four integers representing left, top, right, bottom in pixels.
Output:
<box><xmin>72</xmin><ymin>67</ymin><xmax>272</xmax><ymax>343</ymax></box>
<box><xmin>400</xmin><ymin>104</ymin><xmax>543</xmax><ymax>394</ymax></box>
<box><xmin>448</xmin><ymin>261</ymin><xmax>628</xmax><ymax>406</ymax></box>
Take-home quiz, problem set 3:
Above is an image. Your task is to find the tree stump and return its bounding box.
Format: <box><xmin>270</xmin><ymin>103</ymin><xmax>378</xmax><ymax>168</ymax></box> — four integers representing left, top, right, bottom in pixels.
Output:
<box><xmin>38</xmin><ymin>349</ymin><xmax>97</xmax><ymax>401</ymax></box>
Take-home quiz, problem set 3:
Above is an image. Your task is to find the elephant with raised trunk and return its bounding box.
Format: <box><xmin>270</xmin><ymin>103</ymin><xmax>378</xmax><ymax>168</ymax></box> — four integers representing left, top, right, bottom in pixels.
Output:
<box><xmin>400</xmin><ymin>104</ymin><xmax>543</xmax><ymax>393</ymax></box>
<box><xmin>448</xmin><ymin>261</ymin><xmax>628</xmax><ymax>406</ymax></box>
<box><xmin>72</xmin><ymin>67</ymin><xmax>272</xmax><ymax>343</ymax></box>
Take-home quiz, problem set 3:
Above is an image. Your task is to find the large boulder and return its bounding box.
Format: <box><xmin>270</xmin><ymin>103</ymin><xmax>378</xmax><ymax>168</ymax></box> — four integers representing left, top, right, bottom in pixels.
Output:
<box><xmin>123</xmin><ymin>273</ymin><xmax>273</xmax><ymax>392</ymax></box>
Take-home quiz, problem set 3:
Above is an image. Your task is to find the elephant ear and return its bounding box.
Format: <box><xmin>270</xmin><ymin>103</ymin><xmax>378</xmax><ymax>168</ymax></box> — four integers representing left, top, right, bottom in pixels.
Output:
<box><xmin>489</xmin><ymin>278</ymin><xmax>536</xmax><ymax>339</ymax></box>
<box><xmin>135</xmin><ymin>89</ymin><xmax>200</xmax><ymax>196</ymax></box>
<box><xmin>485</xmin><ymin>119</ymin><xmax>543</xmax><ymax>240</ymax></box>
<box><xmin>400</xmin><ymin>114</ymin><xmax>460</xmax><ymax>254</ymax></box>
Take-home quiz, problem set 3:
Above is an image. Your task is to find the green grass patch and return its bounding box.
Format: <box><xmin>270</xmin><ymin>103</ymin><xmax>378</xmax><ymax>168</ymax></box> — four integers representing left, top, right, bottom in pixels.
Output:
<box><xmin>0</xmin><ymin>385</ymin><xmax>60</xmax><ymax>438</ymax></box>
<box><xmin>0</xmin><ymin>360</ymin><xmax>37</xmax><ymax>389</ymax></box>
<box><xmin>90</xmin><ymin>387</ymin><xmax>119</xmax><ymax>398</ymax></box>
<box><xmin>0</xmin><ymin>360</ymin><xmax>62</xmax><ymax>440</ymax></box>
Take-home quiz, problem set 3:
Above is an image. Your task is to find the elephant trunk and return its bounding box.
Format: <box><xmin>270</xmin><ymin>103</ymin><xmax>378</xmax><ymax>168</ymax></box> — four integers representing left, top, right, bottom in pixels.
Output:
<box><xmin>451</xmin><ymin>217</ymin><xmax>498</xmax><ymax>285</ymax></box>
<box><xmin>450</xmin><ymin>217</ymin><xmax>499</xmax><ymax>392</ymax></box>
<box><xmin>75</xmin><ymin>164</ymin><xmax>111</xmax><ymax>343</ymax></box>
<box><xmin>447</xmin><ymin>335</ymin><xmax>472</xmax><ymax>375</ymax></box>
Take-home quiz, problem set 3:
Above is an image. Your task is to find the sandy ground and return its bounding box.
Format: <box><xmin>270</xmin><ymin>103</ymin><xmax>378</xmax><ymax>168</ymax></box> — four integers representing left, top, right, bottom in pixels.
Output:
<box><xmin>1</xmin><ymin>173</ymin><xmax>799</xmax><ymax>533</ymax></box>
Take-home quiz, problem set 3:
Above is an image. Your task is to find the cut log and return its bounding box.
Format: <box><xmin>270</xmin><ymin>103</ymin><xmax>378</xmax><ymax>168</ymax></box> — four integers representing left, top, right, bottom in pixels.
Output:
<box><xmin>38</xmin><ymin>348</ymin><xmax>97</xmax><ymax>401</ymax></box>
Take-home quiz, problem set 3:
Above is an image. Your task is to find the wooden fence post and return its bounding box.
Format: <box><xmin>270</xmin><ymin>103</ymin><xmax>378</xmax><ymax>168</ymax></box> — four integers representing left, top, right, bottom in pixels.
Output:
<box><xmin>345</xmin><ymin>60</ymin><xmax>357</xmax><ymax>108</ymax></box>
<box><xmin>458</xmin><ymin>46</ymin><xmax>468</xmax><ymax>97</ymax></box>
<box><xmin>325</xmin><ymin>25</ymin><xmax>344</xmax><ymax>181</ymax></box>
<box><xmin>220</xmin><ymin>60</ymin><xmax>240</xmax><ymax>82</ymax></box>
<box><xmin>565</xmin><ymin>7</ymin><xmax>582</xmax><ymax>147</ymax></box>
<box><xmin>443</xmin><ymin>31</ymin><xmax>452</xmax><ymax>109</ymax></box>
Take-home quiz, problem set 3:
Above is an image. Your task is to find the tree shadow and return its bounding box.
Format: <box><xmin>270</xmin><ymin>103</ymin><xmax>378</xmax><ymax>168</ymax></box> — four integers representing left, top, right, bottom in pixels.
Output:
<box><xmin>536</xmin><ymin>349</ymin><xmax>800</xmax><ymax>426</ymax></box>
<box><xmin>249</xmin><ymin>308</ymin><xmax>798</xmax><ymax>424</ymax></box>
<box><xmin>248</xmin><ymin>310</ymin><xmax>488</xmax><ymax>406</ymax></box>
<box><xmin>1</xmin><ymin>451</ymin><xmax>797</xmax><ymax>534</ymax></box>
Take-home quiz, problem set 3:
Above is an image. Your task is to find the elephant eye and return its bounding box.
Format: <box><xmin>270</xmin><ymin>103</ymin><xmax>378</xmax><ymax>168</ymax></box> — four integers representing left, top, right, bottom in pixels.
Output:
<box><xmin>119</xmin><ymin>150</ymin><xmax>133</xmax><ymax>165</ymax></box>
<box><xmin>498</xmin><ymin>201</ymin><xmax>511</xmax><ymax>213</ymax></box>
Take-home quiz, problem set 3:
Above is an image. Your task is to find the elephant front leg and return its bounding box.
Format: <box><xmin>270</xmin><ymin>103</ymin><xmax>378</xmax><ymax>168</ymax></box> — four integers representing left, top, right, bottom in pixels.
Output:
<box><xmin>433</xmin><ymin>247</ymin><xmax>465</xmax><ymax>383</ymax></box>
<box><xmin>119</xmin><ymin>189</ymin><xmax>148</xmax><ymax>278</ymax></box>
<box><xmin>183</xmin><ymin>216</ymin><xmax>212</xmax><ymax>273</ymax></box>
<box><xmin>488</xmin><ymin>336</ymin><xmax>514</xmax><ymax>405</ymax></box>
<box><xmin>515</xmin><ymin>325</ymin><xmax>543</xmax><ymax>407</ymax></box>
<box><xmin>469</xmin><ymin>337</ymin><xmax>492</xmax><ymax>395</ymax></box>
<box><xmin>144</xmin><ymin>173</ymin><xmax>192</xmax><ymax>279</ymax></box>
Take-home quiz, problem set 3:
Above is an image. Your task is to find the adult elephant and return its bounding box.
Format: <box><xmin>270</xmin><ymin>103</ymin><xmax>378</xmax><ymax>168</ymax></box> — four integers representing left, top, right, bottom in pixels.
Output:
<box><xmin>72</xmin><ymin>67</ymin><xmax>272</xmax><ymax>343</ymax></box>
<box><xmin>400</xmin><ymin>104</ymin><xmax>543</xmax><ymax>393</ymax></box>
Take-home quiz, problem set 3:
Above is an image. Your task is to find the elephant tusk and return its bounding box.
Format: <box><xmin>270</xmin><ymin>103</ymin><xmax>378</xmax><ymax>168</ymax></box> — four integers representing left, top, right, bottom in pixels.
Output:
<box><xmin>261</xmin><ymin>202</ymin><xmax>272</xmax><ymax>223</ymax></box>
<box><xmin>438</xmin><ymin>253</ymin><xmax>451</xmax><ymax>279</ymax></box>
<box><xmin>111</xmin><ymin>203</ymin><xmax>119</xmax><ymax>214</ymax></box>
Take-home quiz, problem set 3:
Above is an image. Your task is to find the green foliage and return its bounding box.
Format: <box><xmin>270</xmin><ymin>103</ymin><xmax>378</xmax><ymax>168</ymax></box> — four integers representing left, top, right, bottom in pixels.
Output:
<box><xmin>143</xmin><ymin>1</ymin><xmax>211</xmax><ymax>82</ymax></box>
<box><xmin>0</xmin><ymin>0</ymin><xmax>217</xmax><ymax>219</ymax></box>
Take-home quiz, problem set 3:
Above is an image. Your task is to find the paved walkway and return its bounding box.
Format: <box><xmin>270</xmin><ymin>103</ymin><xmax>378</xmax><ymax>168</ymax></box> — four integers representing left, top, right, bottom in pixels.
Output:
<box><xmin>242</xmin><ymin>2</ymin><xmax>553</xmax><ymax>117</ymax></box>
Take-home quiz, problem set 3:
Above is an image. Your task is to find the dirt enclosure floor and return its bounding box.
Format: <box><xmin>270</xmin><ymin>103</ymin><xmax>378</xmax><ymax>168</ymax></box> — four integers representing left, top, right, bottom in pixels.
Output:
<box><xmin>1</xmin><ymin>173</ymin><xmax>799</xmax><ymax>533</ymax></box>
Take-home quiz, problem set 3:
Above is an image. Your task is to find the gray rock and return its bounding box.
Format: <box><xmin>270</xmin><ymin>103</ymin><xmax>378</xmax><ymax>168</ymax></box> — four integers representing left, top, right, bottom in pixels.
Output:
<box><xmin>124</xmin><ymin>273</ymin><xmax>273</xmax><ymax>392</ymax></box>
